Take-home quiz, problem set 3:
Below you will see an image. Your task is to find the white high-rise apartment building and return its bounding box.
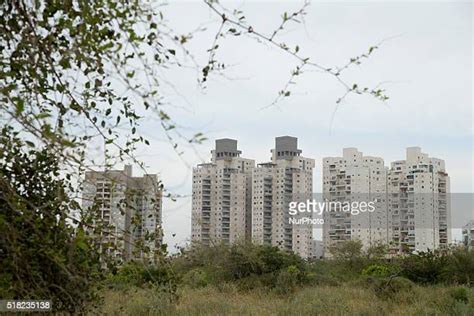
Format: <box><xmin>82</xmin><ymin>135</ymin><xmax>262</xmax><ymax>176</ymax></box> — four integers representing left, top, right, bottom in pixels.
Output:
<box><xmin>322</xmin><ymin>147</ymin><xmax>451</xmax><ymax>256</ymax></box>
<box><xmin>191</xmin><ymin>139</ymin><xmax>255</xmax><ymax>245</ymax></box>
<box><xmin>252</xmin><ymin>136</ymin><xmax>315</xmax><ymax>258</ymax></box>
<box><xmin>82</xmin><ymin>165</ymin><xmax>162</xmax><ymax>261</ymax></box>
<box><xmin>323</xmin><ymin>148</ymin><xmax>388</xmax><ymax>254</ymax></box>
<box><xmin>462</xmin><ymin>220</ymin><xmax>474</xmax><ymax>250</ymax></box>
<box><xmin>388</xmin><ymin>147</ymin><xmax>450</xmax><ymax>253</ymax></box>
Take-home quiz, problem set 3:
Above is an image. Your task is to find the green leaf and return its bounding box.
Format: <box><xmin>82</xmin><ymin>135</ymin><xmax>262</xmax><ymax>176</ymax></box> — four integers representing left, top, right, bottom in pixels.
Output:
<box><xmin>15</xmin><ymin>98</ymin><xmax>24</xmax><ymax>115</ymax></box>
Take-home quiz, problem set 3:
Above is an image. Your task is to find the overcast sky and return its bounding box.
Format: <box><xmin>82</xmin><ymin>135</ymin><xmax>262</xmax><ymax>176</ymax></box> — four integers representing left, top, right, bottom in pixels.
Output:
<box><xmin>118</xmin><ymin>1</ymin><xmax>472</xmax><ymax>251</ymax></box>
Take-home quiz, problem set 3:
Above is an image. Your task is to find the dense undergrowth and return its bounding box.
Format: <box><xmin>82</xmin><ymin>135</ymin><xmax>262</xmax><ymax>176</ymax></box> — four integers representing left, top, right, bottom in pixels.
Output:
<box><xmin>96</xmin><ymin>242</ymin><xmax>474</xmax><ymax>315</ymax></box>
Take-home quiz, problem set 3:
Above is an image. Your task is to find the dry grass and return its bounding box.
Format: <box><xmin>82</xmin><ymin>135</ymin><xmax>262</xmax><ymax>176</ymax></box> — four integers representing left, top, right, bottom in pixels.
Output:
<box><xmin>98</xmin><ymin>283</ymin><xmax>474</xmax><ymax>315</ymax></box>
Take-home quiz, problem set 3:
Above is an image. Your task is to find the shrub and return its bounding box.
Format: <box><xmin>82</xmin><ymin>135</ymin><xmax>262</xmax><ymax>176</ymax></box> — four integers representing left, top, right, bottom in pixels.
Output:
<box><xmin>174</xmin><ymin>243</ymin><xmax>306</xmax><ymax>285</ymax></box>
<box><xmin>182</xmin><ymin>268</ymin><xmax>211</xmax><ymax>288</ymax></box>
<box><xmin>400</xmin><ymin>250</ymin><xmax>448</xmax><ymax>284</ymax></box>
<box><xmin>445</xmin><ymin>248</ymin><xmax>474</xmax><ymax>286</ymax></box>
<box><xmin>0</xmin><ymin>130</ymin><xmax>102</xmax><ymax>313</ymax></box>
<box><xmin>362</xmin><ymin>264</ymin><xmax>392</xmax><ymax>278</ymax></box>
<box><xmin>449</xmin><ymin>287</ymin><xmax>470</xmax><ymax>304</ymax></box>
<box><xmin>274</xmin><ymin>265</ymin><xmax>300</xmax><ymax>295</ymax></box>
<box><xmin>236</xmin><ymin>275</ymin><xmax>267</xmax><ymax>291</ymax></box>
<box><xmin>107</xmin><ymin>261</ymin><xmax>177</xmax><ymax>295</ymax></box>
<box><xmin>359</xmin><ymin>276</ymin><xmax>414</xmax><ymax>299</ymax></box>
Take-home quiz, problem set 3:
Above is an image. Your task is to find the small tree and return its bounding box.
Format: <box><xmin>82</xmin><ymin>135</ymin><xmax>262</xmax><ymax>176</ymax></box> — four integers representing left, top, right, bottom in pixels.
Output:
<box><xmin>400</xmin><ymin>250</ymin><xmax>449</xmax><ymax>284</ymax></box>
<box><xmin>329</xmin><ymin>240</ymin><xmax>363</xmax><ymax>269</ymax></box>
<box><xmin>445</xmin><ymin>247</ymin><xmax>474</xmax><ymax>286</ymax></box>
<box><xmin>366</xmin><ymin>242</ymin><xmax>389</xmax><ymax>260</ymax></box>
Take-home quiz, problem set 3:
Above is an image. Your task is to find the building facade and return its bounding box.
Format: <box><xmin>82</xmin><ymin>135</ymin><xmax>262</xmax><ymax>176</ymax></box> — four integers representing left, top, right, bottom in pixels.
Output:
<box><xmin>82</xmin><ymin>165</ymin><xmax>162</xmax><ymax>262</ymax></box>
<box><xmin>191</xmin><ymin>139</ymin><xmax>255</xmax><ymax>245</ymax></box>
<box><xmin>388</xmin><ymin>147</ymin><xmax>450</xmax><ymax>253</ymax></box>
<box><xmin>323</xmin><ymin>147</ymin><xmax>451</xmax><ymax>256</ymax></box>
<box><xmin>252</xmin><ymin>136</ymin><xmax>315</xmax><ymax>258</ymax></box>
<box><xmin>323</xmin><ymin>148</ymin><xmax>388</xmax><ymax>255</ymax></box>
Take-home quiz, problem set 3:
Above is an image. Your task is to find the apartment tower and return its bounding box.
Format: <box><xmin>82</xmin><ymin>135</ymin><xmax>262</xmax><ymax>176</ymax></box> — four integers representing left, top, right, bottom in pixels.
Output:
<box><xmin>322</xmin><ymin>148</ymin><xmax>388</xmax><ymax>254</ymax></box>
<box><xmin>388</xmin><ymin>147</ymin><xmax>450</xmax><ymax>253</ymax></box>
<box><xmin>191</xmin><ymin>139</ymin><xmax>255</xmax><ymax>245</ymax></box>
<box><xmin>82</xmin><ymin>165</ymin><xmax>162</xmax><ymax>261</ymax></box>
<box><xmin>252</xmin><ymin>136</ymin><xmax>315</xmax><ymax>258</ymax></box>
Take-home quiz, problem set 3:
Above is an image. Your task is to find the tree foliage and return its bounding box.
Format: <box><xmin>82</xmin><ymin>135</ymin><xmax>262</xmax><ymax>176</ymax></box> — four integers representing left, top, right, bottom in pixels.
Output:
<box><xmin>0</xmin><ymin>127</ymin><xmax>101</xmax><ymax>312</ymax></box>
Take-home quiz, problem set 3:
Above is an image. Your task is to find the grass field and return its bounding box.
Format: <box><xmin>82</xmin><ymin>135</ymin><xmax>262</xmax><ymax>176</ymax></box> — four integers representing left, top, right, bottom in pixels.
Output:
<box><xmin>100</xmin><ymin>283</ymin><xmax>474</xmax><ymax>315</ymax></box>
<box><xmin>94</xmin><ymin>243</ymin><xmax>474</xmax><ymax>315</ymax></box>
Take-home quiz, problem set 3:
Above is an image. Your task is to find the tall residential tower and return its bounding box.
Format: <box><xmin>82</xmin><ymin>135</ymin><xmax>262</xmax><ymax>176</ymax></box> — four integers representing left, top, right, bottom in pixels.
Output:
<box><xmin>191</xmin><ymin>139</ymin><xmax>255</xmax><ymax>245</ymax></box>
<box><xmin>82</xmin><ymin>165</ymin><xmax>162</xmax><ymax>262</ymax></box>
<box><xmin>322</xmin><ymin>148</ymin><xmax>388</xmax><ymax>254</ymax></box>
<box><xmin>252</xmin><ymin>136</ymin><xmax>315</xmax><ymax>258</ymax></box>
<box><xmin>388</xmin><ymin>147</ymin><xmax>451</xmax><ymax>253</ymax></box>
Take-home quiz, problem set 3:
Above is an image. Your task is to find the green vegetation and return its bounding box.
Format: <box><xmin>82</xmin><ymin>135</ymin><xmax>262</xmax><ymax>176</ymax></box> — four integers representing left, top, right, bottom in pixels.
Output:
<box><xmin>100</xmin><ymin>284</ymin><xmax>474</xmax><ymax>315</ymax></box>
<box><xmin>95</xmin><ymin>242</ymin><xmax>474</xmax><ymax>315</ymax></box>
<box><xmin>0</xmin><ymin>128</ymin><xmax>102</xmax><ymax>312</ymax></box>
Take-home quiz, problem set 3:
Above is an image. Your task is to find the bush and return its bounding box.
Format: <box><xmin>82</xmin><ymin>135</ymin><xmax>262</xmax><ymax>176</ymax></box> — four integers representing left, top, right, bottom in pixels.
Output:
<box><xmin>359</xmin><ymin>276</ymin><xmax>414</xmax><ymax>299</ymax></box>
<box><xmin>445</xmin><ymin>248</ymin><xmax>474</xmax><ymax>286</ymax></box>
<box><xmin>329</xmin><ymin>240</ymin><xmax>364</xmax><ymax>270</ymax></box>
<box><xmin>400</xmin><ymin>250</ymin><xmax>448</xmax><ymax>284</ymax></box>
<box><xmin>235</xmin><ymin>275</ymin><xmax>267</xmax><ymax>291</ymax></box>
<box><xmin>0</xmin><ymin>130</ymin><xmax>102</xmax><ymax>313</ymax></box>
<box><xmin>182</xmin><ymin>268</ymin><xmax>211</xmax><ymax>288</ymax></box>
<box><xmin>173</xmin><ymin>243</ymin><xmax>306</xmax><ymax>286</ymax></box>
<box><xmin>274</xmin><ymin>265</ymin><xmax>301</xmax><ymax>295</ymax></box>
<box><xmin>362</xmin><ymin>264</ymin><xmax>392</xmax><ymax>278</ymax></box>
<box><xmin>107</xmin><ymin>261</ymin><xmax>177</xmax><ymax>295</ymax></box>
<box><xmin>449</xmin><ymin>287</ymin><xmax>470</xmax><ymax>304</ymax></box>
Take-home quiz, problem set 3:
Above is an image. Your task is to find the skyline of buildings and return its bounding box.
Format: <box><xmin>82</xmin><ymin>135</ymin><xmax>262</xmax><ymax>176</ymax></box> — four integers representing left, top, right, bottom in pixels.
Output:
<box><xmin>191</xmin><ymin>137</ymin><xmax>455</xmax><ymax>258</ymax></box>
<box><xmin>191</xmin><ymin>136</ymin><xmax>315</xmax><ymax>257</ymax></box>
<box><xmin>81</xmin><ymin>137</ymin><xmax>469</xmax><ymax>260</ymax></box>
